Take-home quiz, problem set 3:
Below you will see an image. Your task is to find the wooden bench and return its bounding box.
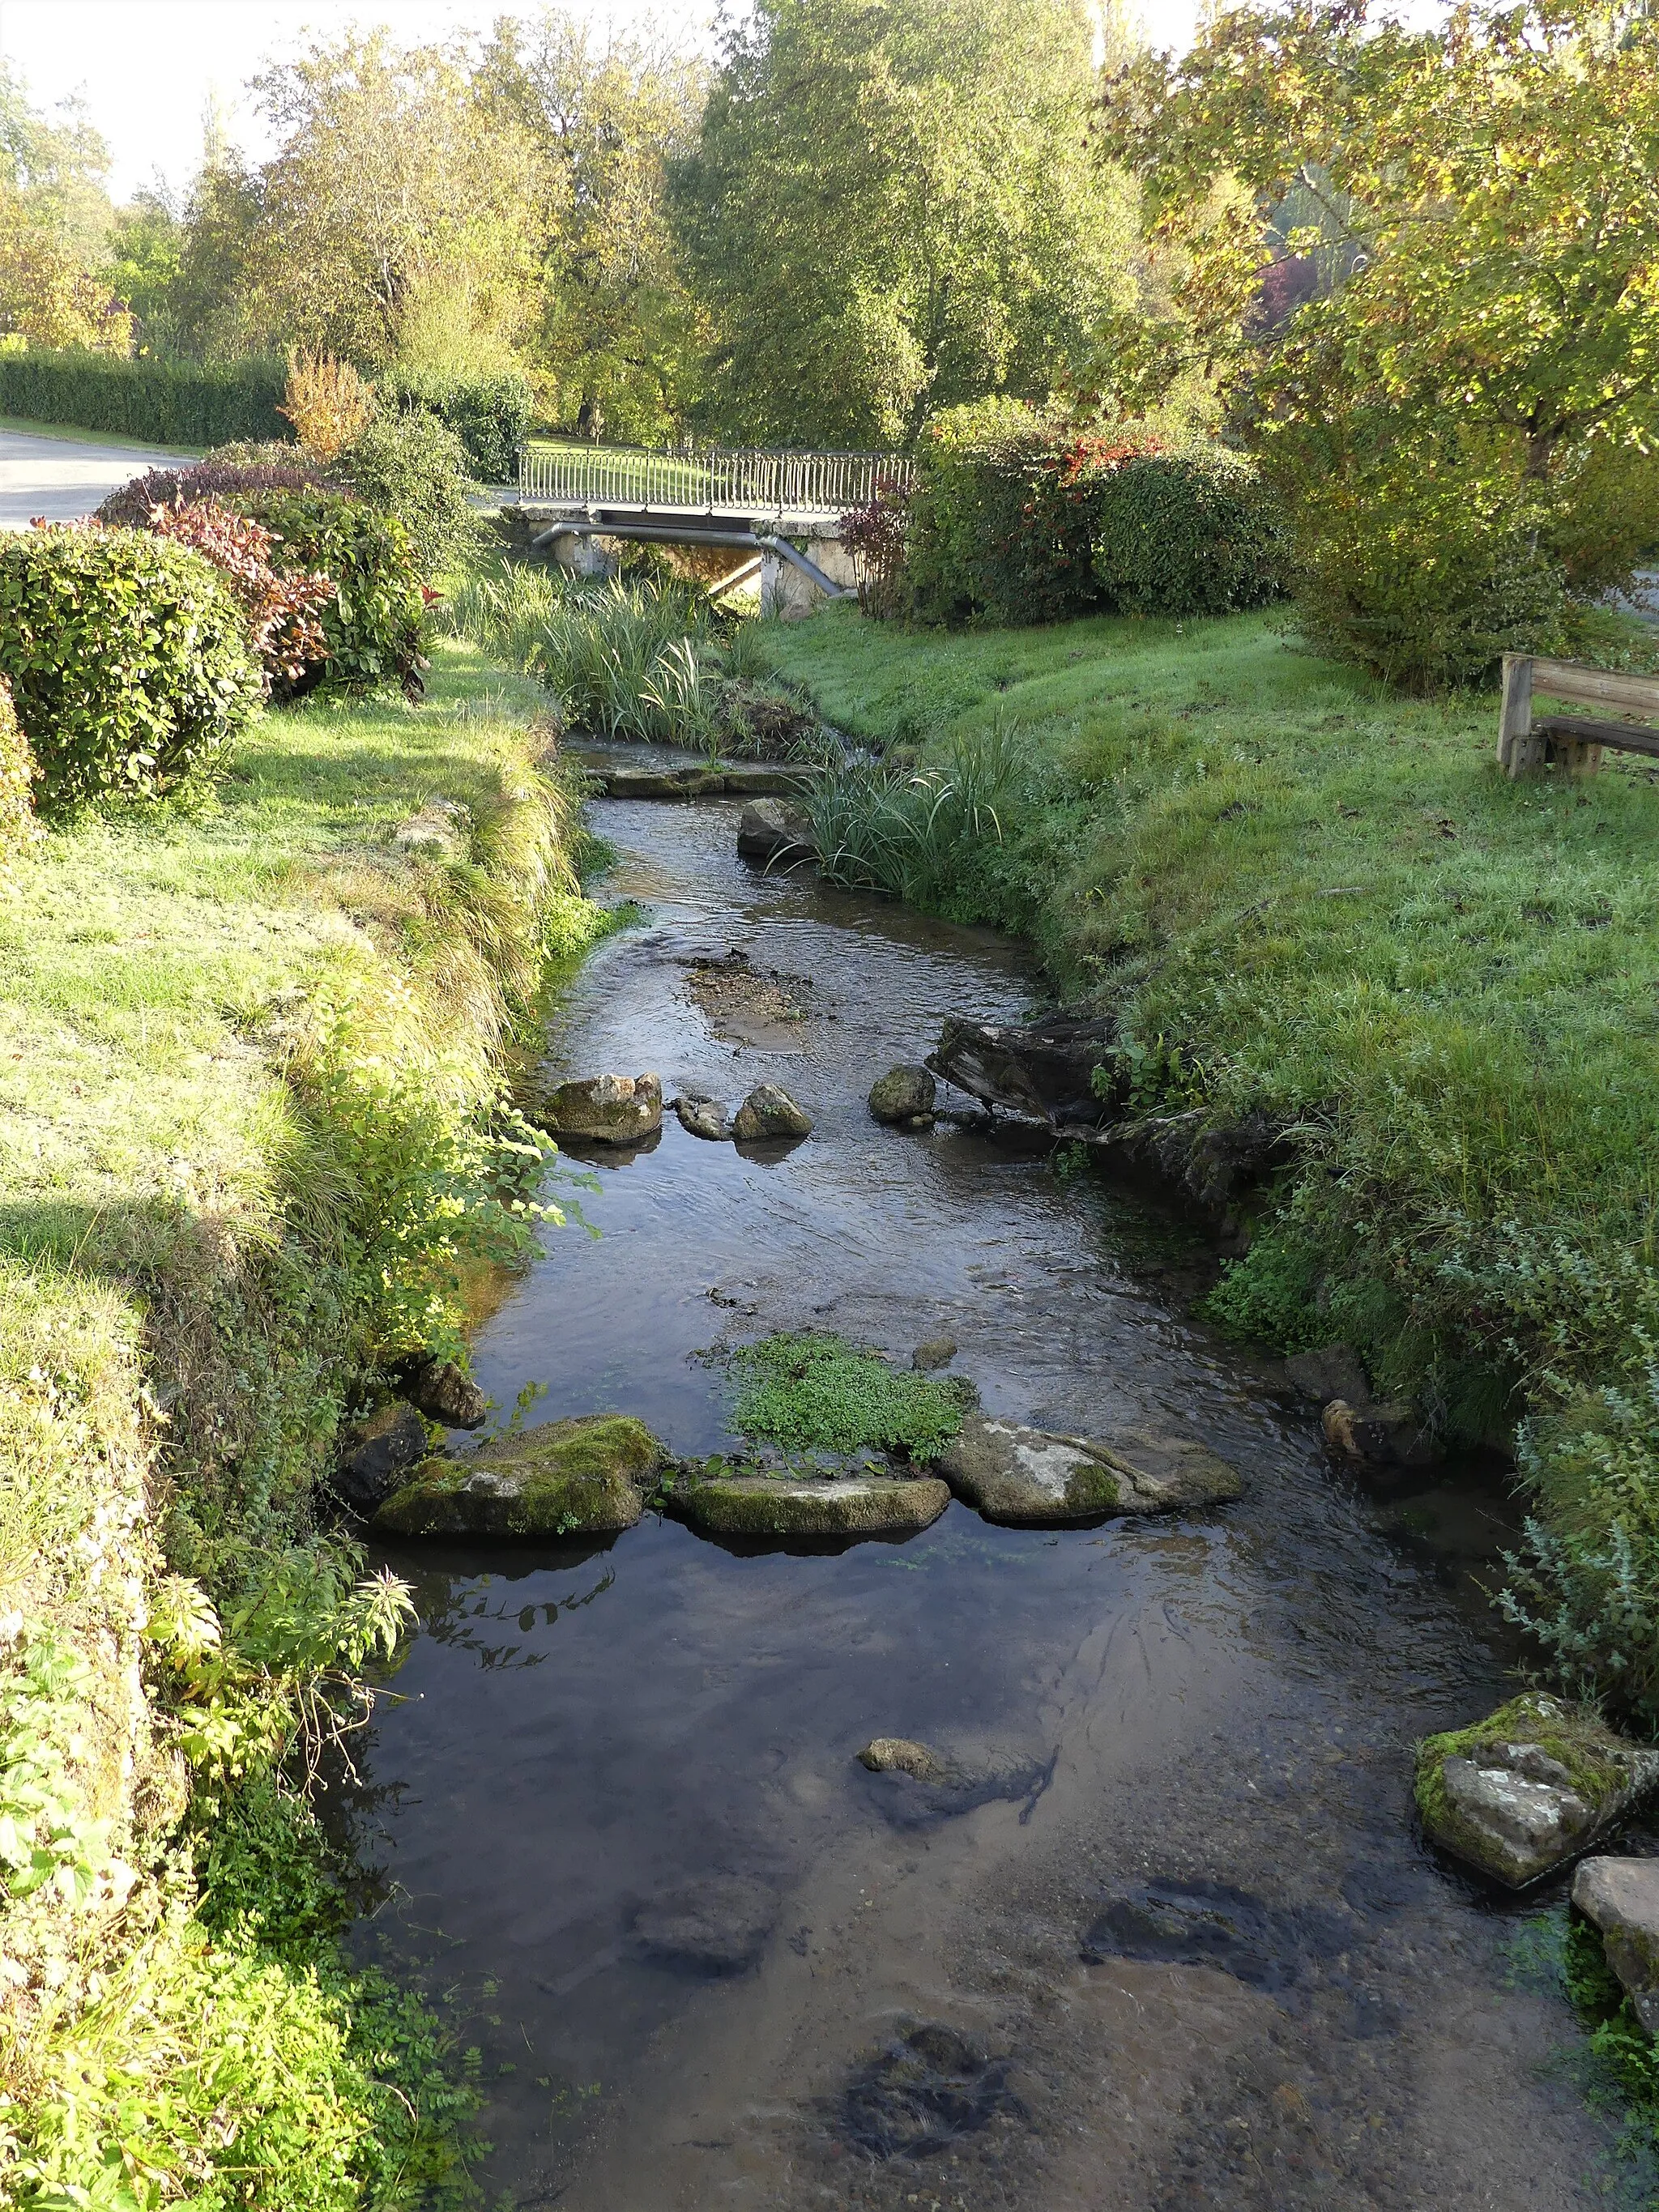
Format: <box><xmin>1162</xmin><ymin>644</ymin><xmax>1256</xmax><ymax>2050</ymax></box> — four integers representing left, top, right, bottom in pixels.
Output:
<box><xmin>1499</xmin><ymin>653</ymin><xmax>1659</xmax><ymax>777</ymax></box>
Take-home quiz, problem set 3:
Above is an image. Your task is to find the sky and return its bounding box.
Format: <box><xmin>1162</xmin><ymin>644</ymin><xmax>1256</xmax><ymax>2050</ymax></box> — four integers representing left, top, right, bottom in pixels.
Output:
<box><xmin>0</xmin><ymin>0</ymin><xmax>1207</xmax><ymax>203</ymax></box>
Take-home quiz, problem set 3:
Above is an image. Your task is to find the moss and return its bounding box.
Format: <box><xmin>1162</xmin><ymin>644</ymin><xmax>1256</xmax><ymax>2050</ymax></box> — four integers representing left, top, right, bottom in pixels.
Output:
<box><xmin>671</xmin><ymin>1458</ymin><xmax>951</xmax><ymax>1537</ymax></box>
<box><xmin>1062</xmin><ymin>1460</ymin><xmax>1124</xmax><ymax>1514</ymax></box>
<box><xmin>727</xmin><ymin>1332</ymin><xmax>975</xmax><ymax>1462</ymax></box>
<box><xmin>1414</xmin><ymin>1692</ymin><xmax>1634</xmax><ymax>1856</ymax></box>
<box><xmin>374</xmin><ymin>1415</ymin><xmax>662</xmax><ymax>1536</ymax></box>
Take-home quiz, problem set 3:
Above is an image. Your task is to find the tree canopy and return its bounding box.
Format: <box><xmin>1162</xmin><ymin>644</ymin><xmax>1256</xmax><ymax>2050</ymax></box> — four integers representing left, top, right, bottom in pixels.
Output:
<box><xmin>670</xmin><ymin>0</ymin><xmax>1137</xmax><ymax>447</ymax></box>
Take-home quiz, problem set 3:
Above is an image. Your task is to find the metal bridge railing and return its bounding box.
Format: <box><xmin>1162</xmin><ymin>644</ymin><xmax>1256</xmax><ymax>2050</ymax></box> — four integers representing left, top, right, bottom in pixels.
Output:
<box><xmin>518</xmin><ymin>442</ymin><xmax>914</xmax><ymax>514</ymax></box>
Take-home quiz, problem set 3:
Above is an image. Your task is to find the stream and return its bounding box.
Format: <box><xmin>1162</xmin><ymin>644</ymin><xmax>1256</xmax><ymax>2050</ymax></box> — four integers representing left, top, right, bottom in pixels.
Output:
<box><xmin>355</xmin><ymin>752</ymin><xmax>1621</xmax><ymax>2209</ymax></box>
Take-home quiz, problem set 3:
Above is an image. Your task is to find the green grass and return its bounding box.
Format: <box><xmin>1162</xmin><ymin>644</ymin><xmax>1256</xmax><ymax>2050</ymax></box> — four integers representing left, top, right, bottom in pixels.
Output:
<box><xmin>0</xmin><ymin>637</ymin><xmax>610</xmax><ymax>2203</ymax></box>
<box><xmin>758</xmin><ymin>600</ymin><xmax>1659</xmax><ymax>1705</ymax></box>
<box><xmin>729</xmin><ymin>1332</ymin><xmax>973</xmax><ymax>1461</ymax></box>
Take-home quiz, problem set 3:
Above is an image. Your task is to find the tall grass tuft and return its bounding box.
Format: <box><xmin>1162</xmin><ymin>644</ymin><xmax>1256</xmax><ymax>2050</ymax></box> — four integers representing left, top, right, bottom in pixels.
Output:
<box><xmin>447</xmin><ymin>570</ymin><xmax>723</xmax><ymax>748</ymax></box>
<box><xmin>807</xmin><ymin>716</ymin><xmax>1033</xmax><ymax>910</ymax></box>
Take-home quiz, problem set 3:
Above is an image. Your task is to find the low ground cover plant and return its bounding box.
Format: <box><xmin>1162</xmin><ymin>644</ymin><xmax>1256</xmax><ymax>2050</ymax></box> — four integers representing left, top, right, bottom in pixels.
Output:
<box><xmin>0</xmin><ymin>525</ymin><xmax>263</xmax><ymax>808</ymax></box>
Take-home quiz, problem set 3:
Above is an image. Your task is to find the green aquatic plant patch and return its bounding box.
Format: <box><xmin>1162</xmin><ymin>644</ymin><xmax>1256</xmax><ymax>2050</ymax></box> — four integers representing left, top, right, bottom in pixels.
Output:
<box><xmin>729</xmin><ymin>1332</ymin><xmax>972</xmax><ymax>1462</ymax></box>
<box><xmin>757</xmin><ymin>599</ymin><xmax>1659</xmax><ymax>1714</ymax></box>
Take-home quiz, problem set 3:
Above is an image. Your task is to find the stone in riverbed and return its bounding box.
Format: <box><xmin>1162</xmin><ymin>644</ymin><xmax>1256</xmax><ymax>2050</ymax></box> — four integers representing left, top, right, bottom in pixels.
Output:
<box><xmin>1572</xmin><ymin>1858</ymin><xmax>1659</xmax><ymax>2031</ymax></box>
<box><xmin>732</xmin><ymin>1083</ymin><xmax>812</xmax><ymax>1142</ymax></box>
<box><xmin>736</xmin><ymin>798</ymin><xmax>816</xmax><ymax>866</ymax></box>
<box><xmin>675</xmin><ymin>1091</ymin><xmax>731</xmax><ymax>1140</ymax></box>
<box><xmin>633</xmin><ymin>1875</ymin><xmax>776</xmax><ymax>1975</ymax></box>
<box><xmin>936</xmin><ymin>1412</ymin><xmax>1242</xmax><ymax>1525</ymax></box>
<box><xmin>859</xmin><ymin>1737</ymin><xmax>946</xmax><ymax>1781</ymax></box>
<box><xmin>912</xmin><ymin>1336</ymin><xmax>958</xmax><ymax>1372</ymax></box>
<box><xmin>544</xmin><ymin>1071</ymin><xmax>663</xmax><ymax>1143</ymax></box>
<box><xmin>868</xmin><ymin>1064</ymin><xmax>936</xmax><ymax>1124</ymax></box>
<box><xmin>1283</xmin><ymin>1343</ymin><xmax>1369</xmax><ymax>1406</ymax></box>
<box><xmin>400</xmin><ymin>1356</ymin><xmax>488</xmax><ymax>1430</ymax></box>
<box><xmin>1415</xmin><ymin>1693</ymin><xmax>1659</xmax><ymax>1887</ymax></box>
<box><xmin>372</xmin><ymin>1413</ymin><xmax>663</xmax><ymax>1537</ymax></box>
<box><xmin>1322</xmin><ymin>1395</ymin><xmax>1441</xmax><ymax>1467</ymax></box>
<box><xmin>337</xmin><ymin>1400</ymin><xmax>429</xmax><ymax>1511</ymax></box>
<box><xmin>669</xmin><ymin>1461</ymin><xmax>949</xmax><ymax>1540</ymax></box>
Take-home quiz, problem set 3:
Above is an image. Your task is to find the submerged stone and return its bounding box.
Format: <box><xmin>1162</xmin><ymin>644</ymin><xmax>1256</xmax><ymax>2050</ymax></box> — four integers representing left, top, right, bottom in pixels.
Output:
<box><xmin>732</xmin><ymin>1083</ymin><xmax>812</xmax><ymax>1141</ymax></box>
<box><xmin>911</xmin><ymin>1336</ymin><xmax>958</xmax><ymax>1372</ymax></box>
<box><xmin>372</xmin><ymin>1413</ymin><xmax>663</xmax><ymax>1537</ymax></box>
<box><xmin>1572</xmin><ymin>1858</ymin><xmax>1659</xmax><ymax>2031</ymax></box>
<box><xmin>840</xmin><ymin>2022</ymin><xmax>1022</xmax><ymax>2160</ymax></box>
<box><xmin>1414</xmin><ymin>1693</ymin><xmax>1659</xmax><ymax>1886</ymax></box>
<box><xmin>336</xmin><ymin>1400</ymin><xmax>429</xmax><ymax>1511</ymax></box>
<box><xmin>868</xmin><ymin>1064</ymin><xmax>936</xmax><ymax>1123</ymax></box>
<box><xmin>859</xmin><ymin>1737</ymin><xmax>946</xmax><ymax>1781</ymax></box>
<box><xmin>669</xmin><ymin>1460</ymin><xmax>949</xmax><ymax>1540</ymax></box>
<box><xmin>936</xmin><ymin>1413</ymin><xmax>1242</xmax><ymax>1525</ymax></box>
<box><xmin>633</xmin><ymin>1874</ymin><xmax>776</xmax><ymax>1975</ymax></box>
<box><xmin>544</xmin><ymin>1071</ymin><xmax>663</xmax><ymax>1143</ymax></box>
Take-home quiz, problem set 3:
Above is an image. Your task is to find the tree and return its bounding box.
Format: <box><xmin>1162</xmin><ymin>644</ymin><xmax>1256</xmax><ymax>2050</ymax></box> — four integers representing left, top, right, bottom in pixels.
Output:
<box><xmin>670</xmin><ymin>0</ymin><xmax>1137</xmax><ymax>449</ymax></box>
<box><xmin>480</xmin><ymin>13</ymin><xmax>710</xmax><ymax>441</ymax></box>
<box><xmin>1097</xmin><ymin>0</ymin><xmax>1659</xmax><ymax>679</ymax></box>
<box><xmin>0</xmin><ymin>65</ymin><xmax>129</xmax><ymax>352</ymax></box>
<box><xmin>212</xmin><ymin>32</ymin><xmax>546</xmax><ymax>371</ymax></box>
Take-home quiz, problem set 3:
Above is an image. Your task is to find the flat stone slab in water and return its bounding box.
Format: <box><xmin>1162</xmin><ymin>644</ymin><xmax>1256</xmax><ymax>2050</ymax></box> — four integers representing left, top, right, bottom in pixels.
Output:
<box><xmin>1081</xmin><ymin>1876</ymin><xmax>1351</xmax><ymax>1992</ymax></box>
<box><xmin>633</xmin><ymin>1874</ymin><xmax>776</xmax><ymax>1975</ymax></box>
<box><xmin>840</xmin><ymin>2022</ymin><xmax>1022</xmax><ymax>2160</ymax></box>
<box><xmin>1572</xmin><ymin>1856</ymin><xmax>1659</xmax><ymax>2031</ymax></box>
<box><xmin>671</xmin><ymin>1464</ymin><xmax>949</xmax><ymax>1539</ymax></box>
<box><xmin>936</xmin><ymin>1413</ymin><xmax>1242</xmax><ymax>1524</ymax></box>
<box><xmin>373</xmin><ymin>1413</ymin><xmax>663</xmax><ymax>1537</ymax></box>
<box><xmin>1415</xmin><ymin>1692</ymin><xmax>1659</xmax><ymax>1886</ymax></box>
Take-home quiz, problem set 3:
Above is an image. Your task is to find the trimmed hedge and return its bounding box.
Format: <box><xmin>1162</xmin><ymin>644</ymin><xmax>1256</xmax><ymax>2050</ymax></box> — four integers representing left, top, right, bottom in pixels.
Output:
<box><xmin>381</xmin><ymin>371</ymin><xmax>532</xmax><ymax>484</ymax></box>
<box><xmin>0</xmin><ymin>351</ymin><xmax>533</xmax><ymax>480</ymax></box>
<box><xmin>0</xmin><ymin>353</ymin><xmax>287</xmax><ymax>449</ymax></box>
<box><xmin>233</xmin><ymin>489</ymin><xmax>429</xmax><ymax>697</ymax></box>
<box><xmin>1092</xmin><ymin>454</ymin><xmax>1286</xmax><ymax>619</ymax></box>
<box><xmin>0</xmin><ymin>529</ymin><xmax>262</xmax><ymax>808</ymax></box>
<box><xmin>903</xmin><ymin>399</ymin><xmax>1286</xmax><ymax>628</ymax></box>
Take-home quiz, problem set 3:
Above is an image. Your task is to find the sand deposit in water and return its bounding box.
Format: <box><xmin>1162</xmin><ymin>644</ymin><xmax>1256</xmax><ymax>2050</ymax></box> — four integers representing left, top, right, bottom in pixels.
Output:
<box><xmin>353</xmin><ymin>751</ymin><xmax>1619</xmax><ymax>2208</ymax></box>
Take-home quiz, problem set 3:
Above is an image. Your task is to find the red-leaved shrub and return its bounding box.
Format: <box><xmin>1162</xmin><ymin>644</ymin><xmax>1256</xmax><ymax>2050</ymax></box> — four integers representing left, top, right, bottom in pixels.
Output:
<box><xmin>838</xmin><ymin>477</ymin><xmax>913</xmax><ymax>618</ymax></box>
<box><xmin>96</xmin><ymin>459</ymin><xmax>320</xmax><ymax>531</ymax></box>
<box><xmin>146</xmin><ymin>499</ymin><xmax>334</xmax><ymax>693</ymax></box>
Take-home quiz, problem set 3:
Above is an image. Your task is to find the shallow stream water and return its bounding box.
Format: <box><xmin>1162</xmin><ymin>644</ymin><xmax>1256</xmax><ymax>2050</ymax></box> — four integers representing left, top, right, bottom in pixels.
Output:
<box><xmin>354</xmin><ymin>751</ymin><xmax>1619</xmax><ymax>2209</ymax></box>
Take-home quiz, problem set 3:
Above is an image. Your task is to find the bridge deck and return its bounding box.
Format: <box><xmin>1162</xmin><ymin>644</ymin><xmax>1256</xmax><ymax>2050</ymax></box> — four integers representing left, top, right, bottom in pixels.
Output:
<box><xmin>519</xmin><ymin>501</ymin><xmax>846</xmax><ymax>543</ymax></box>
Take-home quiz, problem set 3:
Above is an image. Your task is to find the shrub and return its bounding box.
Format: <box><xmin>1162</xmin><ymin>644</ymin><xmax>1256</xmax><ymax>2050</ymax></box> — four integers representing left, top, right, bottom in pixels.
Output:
<box><xmin>329</xmin><ymin>407</ymin><xmax>479</xmax><ymax>573</ymax></box>
<box><xmin>902</xmin><ymin>403</ymin><xmax>1269</xmax><ymax>627</ymax></box>
<box><xmin>146</xmin><ymin>499</ymin><xmax>334</xmax><ymax>694</ymax></box>
<box><xmin>97</xmin><ymin>458</ymin><xmax>320</xmax><ymax>530</ymax></box>
<box><xmin>232</xmin><ymin>489</ymin><xmax>429</xmax><ymax>697</ymax></box>
<box><xmin>1091</xmin><ymin>453</ymin><xmax>1286</xmax><ymax>617</ymax></box>
<box><xmin>279</xmin><ymin>352</ymin><xmax>376</xmax><ymax>464</ymax></box>
<box><xmin>0</xmin><ymin>527</ymin><xmax>262</xmax><ymax>809</ymax></box>
<box><xmin>0</xmin><ymin>350</ymin><xmax>287</xmax><ymax>446</ymax></box>
<box><xmin>839</xmin><ymin>479</ymin><xmax>912</xmax><ymax>619</ymax></box>
<box><xmin>1265</xmin><ymin>414</ymin><xmax>1570</xmax><ymax>692</ymax></box>
<box><xmin>381</xmin><ymin>368</ymin><xmax>534</xmax><ymax>484</ymax></box>
<box><xmin>0</xmin><ymin>675</ymin><xmax>42</xmax><ymax>862</ymax></box>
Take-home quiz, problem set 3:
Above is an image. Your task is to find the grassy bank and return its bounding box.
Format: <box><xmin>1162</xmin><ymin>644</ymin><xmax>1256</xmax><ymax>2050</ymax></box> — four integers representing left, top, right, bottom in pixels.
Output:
<box><xmin>0</xmin><ymin>640</ymin><xmax>609</xmax><ymax>2201</ymax></box>
<box><xmin>760</xmin><ymin>603</ymin><xmax>1659</xmax><ymax>1705</ymax></box>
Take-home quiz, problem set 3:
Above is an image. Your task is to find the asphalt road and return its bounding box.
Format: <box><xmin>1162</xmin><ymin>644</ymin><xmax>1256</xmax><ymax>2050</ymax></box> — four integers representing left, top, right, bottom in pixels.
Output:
<box><xmin>0</xmin><ymin>427</ymin><xmax>191</xmax><ymax>528</ymax></box>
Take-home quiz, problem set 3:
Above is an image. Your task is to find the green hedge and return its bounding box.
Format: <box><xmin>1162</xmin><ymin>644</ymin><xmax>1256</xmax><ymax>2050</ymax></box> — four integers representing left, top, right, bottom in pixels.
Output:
<box><xmin>902</xmin><ymin>400</ymin><xmax>1287</xmax><ymax>628</ymax></box>
<box><xmin>380</xmin><ymin>370</ymin><xmax>532</xmax><ymax>484</ymax></box>
<box><xmin>0</xmin><ymin>352</ymin><xmax>533</xmax><ymax>479</ymax></box>
<box><xmin>233</xmin><ymin>488</ymin><xmax>430</xmax><ymax>697</ymax></box>
<box><xmin>0</xmin><ymin>352</ymin><xmax>288</xmax><ymax>449</ymax></box>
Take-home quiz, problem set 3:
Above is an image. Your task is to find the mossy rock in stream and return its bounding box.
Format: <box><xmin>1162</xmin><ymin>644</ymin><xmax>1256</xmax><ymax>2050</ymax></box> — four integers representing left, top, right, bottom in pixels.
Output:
<box><xmin>936</xmin><ymin>1413</ymin><xmax>1242</xmax><ymax>1525</ymax></box>
<box><xmin>1414</xmin><ymin>1692</ymin><xmax>1659</xmax><ymax>1887</ymax></box>
<box><xmin>373</xmin><ymin>1414</ymin><xmax>663</xmax><ymax>1537</ymax></box>
<box><xmin>666</xmin><ymin>1457</ymin><xmax>950</xmax><ymax>1540</ymax></box>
